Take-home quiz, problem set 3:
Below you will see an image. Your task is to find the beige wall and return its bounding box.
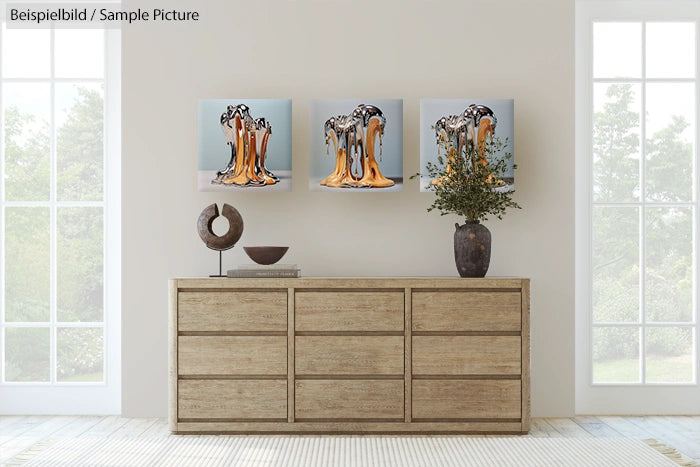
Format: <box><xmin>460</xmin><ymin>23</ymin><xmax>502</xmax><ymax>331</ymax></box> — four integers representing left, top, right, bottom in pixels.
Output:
<box><xmin>122</xmin><ymin>0</ymin><xmax>574</xmax><ymax>417</ymax></box>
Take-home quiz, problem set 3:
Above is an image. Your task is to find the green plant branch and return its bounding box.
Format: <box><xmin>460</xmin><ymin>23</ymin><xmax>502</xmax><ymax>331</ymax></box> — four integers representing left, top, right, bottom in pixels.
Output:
<box><xmin>411</xmin><ymin>135</ymin><xmax>521</xmax><ymax>223</ymax></box>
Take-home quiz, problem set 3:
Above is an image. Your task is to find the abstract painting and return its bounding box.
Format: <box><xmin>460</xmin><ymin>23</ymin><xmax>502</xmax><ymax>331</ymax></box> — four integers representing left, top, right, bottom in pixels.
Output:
<box><xmin>198</xmin><ymin>99</ymin><xmax>292</xmax><ymax>192</ymax></box>
<box><xmin>419</xmin><ymin>99</ymin><xmax>514</xmax><ymax>192</ymax></box>
<box><xmin>309</xmin><ymin>99</ymin><xmax>403</xmax><ymax>192</ymax></box>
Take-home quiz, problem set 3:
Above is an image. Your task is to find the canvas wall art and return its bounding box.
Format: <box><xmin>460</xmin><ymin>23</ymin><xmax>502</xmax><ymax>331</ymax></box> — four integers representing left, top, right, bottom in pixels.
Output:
<box><xmin>419</xmin><ymin>99</ymin><xmax>514</xmax><ymax>193</ymax></box>
<box><xmin>198</xmin><ymin>99</ymin><xmax>292</xmax><ymax>192</ymax></box>
<box><xmin>309</xmin><ymin>99</ymin><xmax>403</xmax><ymax>192</ymax></box>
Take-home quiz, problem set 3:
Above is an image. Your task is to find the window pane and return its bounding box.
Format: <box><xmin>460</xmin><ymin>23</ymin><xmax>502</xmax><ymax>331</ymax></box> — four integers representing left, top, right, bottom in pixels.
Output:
<box><xmin>57</xmin><ymin>327</ymin><xmax>103</xmax><ymax>382</ymax></box>
<box><xmin>593</xmin><ymin>327</ymin><xmax>640</xmax><ymax>383</ymax></box>
<box><xmin>5</xmin><ymin>327</ymin><xmax>50</xmax><ymax>382</ymax></box>
<box><xmin>594</xmin><ymin>22</ymin><xmax>641</xmax><ymax>78</ymax></box>
<box><xmin>3</xmin><ymin>83</ymin><xmax>51</xmax><ymax>201</ymax></box>
<box><xmin>593</xmin><ymin>207</ymin><xmax>639</xmax><ymax>323</ymax></box>
<box><xmin>593</xmin><ymin>83</ymin><xmax>641</xmax><ymax>202</ymax></box>
<box><xmin>645</xmin><ymin>208</ymin><xmax>693</xmax><ymax>323</ymax></box>
<box><xmin>646</xmin><ymin>327</ymin><xmax>693</xmax><ymax>383</ymax></box>
<box><xmin>4</xmin><ymin>207</ymin><xmax>50</xmax><ymax>322</ymax></box>
<box><xmin>56</xmin><ymin>84</ymin><xmax>104</xmax><ymax>201</ymax></box>
<box><xmin>1</xmin><ymin>26</ymin><xmax>50</xmax><ymax>78</ymax></box>
<box><xmin>646</xmin><ymin>23</ymin><xmax>695</xmax><ymax>79</ymax></box>
<box><xmin>55</xmin><ymin>30</ymin><xmax>104</xmax><ymax>78</ymax></box>
<box><xmin>645</xmin><ymin>83</ymin><xmax>695</xmax><ymax>202</ymax></box>
<box><xmin>57</xmin><ymin>207</ymin><xmax>103</xmax><ymax>322</ymax></box>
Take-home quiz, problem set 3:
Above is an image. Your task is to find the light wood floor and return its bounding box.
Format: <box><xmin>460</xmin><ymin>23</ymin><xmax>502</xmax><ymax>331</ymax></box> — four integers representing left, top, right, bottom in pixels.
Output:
<box><xmin>1</xmin><ymin>416</ymin><xmax>699</xmax><ymax>464</ymax></box>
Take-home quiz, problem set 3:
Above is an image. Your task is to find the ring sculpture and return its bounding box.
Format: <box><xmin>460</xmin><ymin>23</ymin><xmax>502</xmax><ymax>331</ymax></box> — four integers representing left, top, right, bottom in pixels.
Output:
<box><xmin>321</xmin><ymin>104</ymin><xmax>394</xmax><ymax>188</ymax></box>
<box><xmin>432</xmin><ymin>104</ymin><xmax>505</xmax><ymax>188</ymax></box>
<box><xmin>213</xmin><ymin>104</ymin><xmax>279</xmax><ymax>187</ymax></box>
<box><xmin>197</xmin><ymin>203</ymin><xmax>244</xmax><ymax>276</ymax></box>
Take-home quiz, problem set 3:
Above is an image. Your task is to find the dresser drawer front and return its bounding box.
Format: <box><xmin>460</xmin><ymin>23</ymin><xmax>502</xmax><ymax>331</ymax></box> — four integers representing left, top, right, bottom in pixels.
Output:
<box><xmin>178</xmin><ymin>380</ymin><xmax>287</xmax><ymax>420</ymax></box>
<box><xmin>412</xmin><ymin>291</ymin><xmax>521</xmax><ymax>332</ymax></box>
<box><xmin>295</xmin><ymin>380</ymin><xmax>403</xmax><ymax>420</ymax></box>
<box><xmin>178</xmin><ymin>336</ymin><xmax>286</xmax><ymax>376</ymax></box>
<box><xmin>178</xmin><ymin>291</ymin><xmax>287</xmax><ymax>332</ymax></box>
<box><xmin>412</xmin><ymin>380</ymin><xmax>521</xmax><ymax>420</ymax></box>
<box><xmin>295</xmin><ymin>336</ymin><xmax>404</xmax><ymax>375</ymax></box>
<box><xmin>413</xmin><ymin>336</ymin><xmax>521</xmax><ymax>375</ymax></box>
<box><xmin>295</xmin><ymin>291</ymin><xmax>404</xmax><ymax>331</ymax></box>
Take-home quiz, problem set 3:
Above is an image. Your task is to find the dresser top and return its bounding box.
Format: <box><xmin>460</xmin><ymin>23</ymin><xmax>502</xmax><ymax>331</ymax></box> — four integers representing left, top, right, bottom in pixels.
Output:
<box><xmin>171</xmin><ymin>277</ymin><xmax>529</xmax><ymax>289</ymax></box>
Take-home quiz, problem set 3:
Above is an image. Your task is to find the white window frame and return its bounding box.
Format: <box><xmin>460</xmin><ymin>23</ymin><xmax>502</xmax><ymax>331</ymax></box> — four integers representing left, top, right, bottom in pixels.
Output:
<box><xmin>0</xmin><ymin>6</ymin><xmax>121</xmax><ymax>414</ymax></box>
<box><xmin>576</xmin><ymin>0</ymin><xmax>700</xmax><ymax>414</ymax></box>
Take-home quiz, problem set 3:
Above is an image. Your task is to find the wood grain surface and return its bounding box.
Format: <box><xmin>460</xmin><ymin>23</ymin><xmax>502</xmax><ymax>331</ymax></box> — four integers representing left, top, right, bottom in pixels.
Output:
<box><xmin>412</xmin><ymin>380</ymin><xmax>522</xmax><ymax>420</ymax></box>
<box><xmin>178</xmin><ymin>291</ymin><xmax>286</xmax><ymax>331</ymax></box>
<box><xmin>412</xmin><ymin>291</ymin><xmax>521</xmax><ymax>332</ymax></box>
<box><xmin>521</xmin><ymin>279</ymin><xmax>531</xmax><ymax>432</ymax></box>
<box><xmin>178</xmin><ymin>336</ymin><xmax>286</xmax><ymax>376</ymax></box>
<box><xmin>412</xmin><ymin>336</ymin><xmax>521</xmax><ymax>375</ymax></box>
<box><xmin>295</xmin><ymin>336</ymin><xmax>404</xmax><ymax>376</ymax></box>
<box><xmin>295</xmin><ymin>380</ymin><xmax>404</xmax><ymax>420</ymax></box>
<box><xmin>170</xmin><ymin>277</ymin><xmax>530</xmax><ymax>433</ymax></box>
<box><xmin>175</xmin><ymin>277</ymin><xmax>525</xmax><ymax>290</ymax></box>
<box><xmin>178</xmin><ymin>380</ymin><xmax>287</xmax><ymax>419</ymax></box>
<box><xmin>295</xmin><ymin>291</ymin><xmax>403</xmax><ymax>331</ymax></box>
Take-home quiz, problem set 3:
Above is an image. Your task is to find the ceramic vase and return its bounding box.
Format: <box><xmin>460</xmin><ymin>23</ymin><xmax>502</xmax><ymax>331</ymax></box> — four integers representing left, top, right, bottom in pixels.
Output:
<box><xmin>454</xmin><ymin>221</ymin><xmax>491</xmax><ymax>278</ymax></box>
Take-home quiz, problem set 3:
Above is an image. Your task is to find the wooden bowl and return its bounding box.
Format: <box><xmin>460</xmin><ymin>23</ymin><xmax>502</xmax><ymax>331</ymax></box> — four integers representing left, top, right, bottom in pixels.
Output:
<box><xmin>243</xmin><ymin>246</ymin><xmax>289</xmax><ymax>265</ymax></box>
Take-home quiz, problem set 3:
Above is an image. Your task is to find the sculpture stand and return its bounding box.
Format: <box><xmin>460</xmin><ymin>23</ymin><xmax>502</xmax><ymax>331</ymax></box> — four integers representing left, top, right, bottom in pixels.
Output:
<box><xmin>197</xmin><ymin>203</ymin><xmax>244</xmax><ymax>278</ymax></box>
<box><xmin>210</xmin><ymin>250</ymin><xmax>226</xmax><ymax>278</ymax></box>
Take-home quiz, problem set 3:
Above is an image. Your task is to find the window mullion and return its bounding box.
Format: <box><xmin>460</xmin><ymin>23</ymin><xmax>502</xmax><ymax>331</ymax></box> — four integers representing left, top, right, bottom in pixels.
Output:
<box><xmin>594</xmin><ymin>322</ymin><xmax>697</xmax><ymax>327</ymax></box>
<box><xmin>593</xmin><ymin>201</ymin><xmax>696</xmax><ymax>207</ymax></box>
<box><xmin>695</xmin><ymin>18</ymin><xmax>700</xmax><ymax>384</ymax></box>
<box><xmin>0</xmin><ymin>17</ymin><xmax>5</xmax><ymax>385</ymax></box>
<box><xmin>101</xmin><ymin>29</ymin><xmax>108</xmax><ymax>383</ymax></box>
<box><xmin>49</xmin><ymin>26</ymin><xmax>57</xmax><ymax>385</ymax></box>
<box><xmin>593</xmin><ymin>77</ymin><xmax>695</xmax><ymax>84</ymax></box>
<box><xmin>587</xmin><ymin>17</ymin><xmax>596</xmax><ymax>388</ymax></box>
<box><xmin>640</xmin><ymin>21</ymin><xmax>648</xmax><ymax>385</ymax></box>
<box><xmin>2</xmin><ymin>201</ymin><xmax>104</xmax><ymax>208</ymax></box>
<box><xmin>1</xmin><ymin>77</ymin><xmax>104</xmax><ymax>84</ymax></box>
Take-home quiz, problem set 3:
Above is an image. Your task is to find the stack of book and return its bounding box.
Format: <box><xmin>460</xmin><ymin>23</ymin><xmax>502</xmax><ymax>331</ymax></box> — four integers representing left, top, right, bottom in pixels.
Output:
<box><xmin>227</xmin><ymin>264</ymin><xmax>301</xmax><ymax>278</ymax></box>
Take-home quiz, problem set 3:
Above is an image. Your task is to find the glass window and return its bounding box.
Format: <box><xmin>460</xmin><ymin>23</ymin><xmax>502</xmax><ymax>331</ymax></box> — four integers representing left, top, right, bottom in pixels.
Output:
<box><xmin>590</xmin><ymin>21</ymin><xmax>696</xmax><ymax>385</ymax></box>
<box><xmin>1</xmin><ymin>20</ymin><xmax>117</xmax><ymax>401</ymax></box>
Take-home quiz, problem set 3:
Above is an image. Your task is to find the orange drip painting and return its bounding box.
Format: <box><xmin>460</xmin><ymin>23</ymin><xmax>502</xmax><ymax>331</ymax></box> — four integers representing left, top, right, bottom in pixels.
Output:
<box><xmin>419</xmin><ymin>99</ymin><xmax>514</xmax><ymax>193</ymax></box>
<box><xmin>310</xmin><ymin>99</ymin><xmax>403</xmax><ymax>192</ymax></box>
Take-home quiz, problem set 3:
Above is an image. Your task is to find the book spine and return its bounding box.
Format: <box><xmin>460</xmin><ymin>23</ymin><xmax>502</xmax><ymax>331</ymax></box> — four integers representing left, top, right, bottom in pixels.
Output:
<box><xmin>228</xmin><ymin>270</ymin><xmax>300</xmax><ymax>278</ymax></box>
<box><xmin>238</xmin><ymin>264</ymin><xmax>298</xmax><ymax>271</ymax></box>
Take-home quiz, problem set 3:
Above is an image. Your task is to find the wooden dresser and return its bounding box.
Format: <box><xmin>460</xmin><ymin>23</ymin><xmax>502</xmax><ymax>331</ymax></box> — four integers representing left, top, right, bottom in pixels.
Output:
<box><xmin>169</xmin><ymin>277</ymin><xmax>530</xmax><ymax>434</ymax></box>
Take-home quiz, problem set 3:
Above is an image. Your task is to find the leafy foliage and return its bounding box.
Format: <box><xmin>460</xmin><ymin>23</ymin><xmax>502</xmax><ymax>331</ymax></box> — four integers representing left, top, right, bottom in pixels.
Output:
<box><xmin>4</xmin><ymin>109</ymin><xmax>52</xmax><ymax>322</ymax></box>
<box><xmin>57</xmin><ymin>328</ymin><xmax>103</xmax><ymax>381</ymax></box>
<box><xmin>4</xmin><ymin>106</ymin><xmax>50</xmax><ymax>201</ymax></box>
<box><xmin>593</xmin><ymin>84</ymin><xmax>640</xmax><ymax>202</ymax></box>
<box><xmin>57</xmin><ymin>86</ymin><xmax>104</xmax><ymax>201</ymax></box>
<box><xmin>5</xmin><ymin>328</ymin><xmax>49</xmax><ymax>382</ymax></box>
<box><xmin>4</xmin><ymin>86</ymin><xmax>105</xmax><ymax>382</ymax></box>
<box><xmin>646</xmin><ymin>115</ymin><xmax>693</xmax><ymax>202</ymax></box>
<box><xmin>412</xmin><ymin>135</ymin><xmax>520</xmax><ymax>222</ymax></box>
<box><xmin>592</xmin><ymin>84</ymin><xmax>693</xmax><ymax>369</ymax></box>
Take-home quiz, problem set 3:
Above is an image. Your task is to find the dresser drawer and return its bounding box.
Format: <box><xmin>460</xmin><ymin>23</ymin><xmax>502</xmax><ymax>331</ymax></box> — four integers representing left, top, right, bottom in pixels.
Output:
<box><xmin>295</xmin><ymin>380</ymin><xmax>403</xmax><ymax>420</ymax></box>
<box><xmin>295</xmin><ymin>291</ymin><xmax>404</xmax><ymax>331</ymax></box>
<box><xmin>178</xmin><ymin>291</ymin><xmax>287</xmax><ymax>332</ymax></box>
<box><xmin>412</xmin><ymin>291</ymin><xmax>521</xmax><ymax>332</ymax></box>
<box><xmin>178</xmin><ymin>336</ymin><xmax>286</xmax><ymax>376</ymax></box>
<box><xmin>413</xmin><ymin>336</ymin><xmax>521</xmax><ymax>375</ymax></box>
<box><xmin>178</xmin><ymin>380</ymin><xmax>287</xmax><ymax>420</ymax></box>
<box><xmin>412</xmin><ymin>380</ymin><xmax>521</xmax><ymax>420</ymax></box>
<box><xmin>295</xmin><ymin>336</ymin><xmax>403</xmax><ymax>375</ymax></box>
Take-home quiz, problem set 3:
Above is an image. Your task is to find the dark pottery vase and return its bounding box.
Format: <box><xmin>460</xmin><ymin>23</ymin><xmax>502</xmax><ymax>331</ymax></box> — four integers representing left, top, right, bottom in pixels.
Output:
<box><xmin>454</xmin><ymin>221</ymin><xmax>491</xmax><ymax>278</ymax></box>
